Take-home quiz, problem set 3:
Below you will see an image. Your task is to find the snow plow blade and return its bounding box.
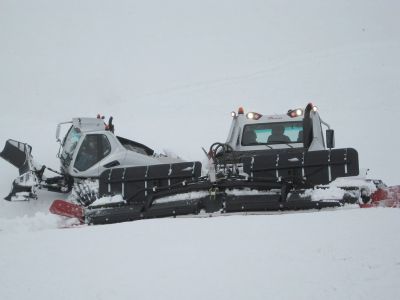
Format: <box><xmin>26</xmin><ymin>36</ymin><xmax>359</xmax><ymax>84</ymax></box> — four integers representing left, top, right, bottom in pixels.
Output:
<box><xmin>1</xmin><ymin>139</ymin><xmax>33</xmax><ymax>174</ymax></box>
<box><xmin>1</xmin><ymin>139</ymin><xmax>40</xmax><ymax>201</ymax></box>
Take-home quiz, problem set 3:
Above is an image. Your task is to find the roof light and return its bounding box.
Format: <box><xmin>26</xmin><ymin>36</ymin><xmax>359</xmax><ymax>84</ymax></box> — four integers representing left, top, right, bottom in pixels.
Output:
<box><xmin>306</xmin><ymin>102</ymin><xmax>318</xmax><ymax>112</ymax></box>
<box><xmin>287</xmin><ymin>108</ymin><xmax>303</xmax><ymax>118</ymax></box>
<box><xmin>231</xmin><ymin>111</ymin><xmax>237</xmax><ymax>117</ymax></box>
<box><xmin>246</xmin><ymin>112</ymin><xmax>262</xmax><ymax>120</ymax></box>
<box><xmin>238</xmin><ymin>107</ymin><xmax>244</xmax><ymax>115</ymax></box>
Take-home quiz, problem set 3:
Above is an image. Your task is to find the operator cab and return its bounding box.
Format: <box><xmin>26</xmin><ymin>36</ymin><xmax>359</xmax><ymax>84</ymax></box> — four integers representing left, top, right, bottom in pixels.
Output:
<box><xmin>225</xmin><ymin>103</ymin><xmax>334</xmax><ymax>153</ymax></box>
<box><xmin>58</xmin><ymin>118</ymin><xmax>113</xmax><ymax>173</ymax></box>
<box><xmin>57</xmin><ymin>117</ymin><xmax>160</xmax><ymax>178</ymax></box>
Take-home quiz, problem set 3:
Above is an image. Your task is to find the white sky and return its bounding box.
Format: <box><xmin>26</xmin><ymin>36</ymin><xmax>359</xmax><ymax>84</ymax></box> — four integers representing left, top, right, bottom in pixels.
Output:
<box><xmin>0</xmin><ymin>0</ymin><xmax>399</xmax><ymax>184</ymax></box>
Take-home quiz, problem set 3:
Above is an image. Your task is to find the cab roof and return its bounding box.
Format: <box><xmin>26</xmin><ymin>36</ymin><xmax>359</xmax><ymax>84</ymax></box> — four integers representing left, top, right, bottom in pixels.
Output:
<box><xmin>72</xmin><ymin>118</ymin><xmax>106</xmax><ymax>133</ymax></box>
<box><xmin>235</xmin><ymin>113</ymin><xmax>303</xmax><ymax>126</ymax></box>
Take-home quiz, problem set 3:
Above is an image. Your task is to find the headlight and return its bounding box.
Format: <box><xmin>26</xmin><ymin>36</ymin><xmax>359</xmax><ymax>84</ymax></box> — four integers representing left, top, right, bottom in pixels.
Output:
<box><xmin>287</xmin><ymin>108</ymin><xmax>303</xmax><ymax>118</ymax></box>
<box><xmin>246</xmin><ymin>112</ymin><xmax>262</xmax><ymax>120</ymax></box>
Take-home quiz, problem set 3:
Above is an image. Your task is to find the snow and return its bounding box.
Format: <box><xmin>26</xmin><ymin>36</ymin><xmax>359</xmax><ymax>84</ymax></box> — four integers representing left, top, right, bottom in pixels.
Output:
<box><xmin>89</xmin><ymin>194</ymin><xmax>125</xmax><ymax>206</ymax></box>
<box><xmin>1</xmin><ymin>209</ymin><xmax>400</xmax><ymax>300</ymax></box>
<box><xmin>0</xmin><ymin>212</ymin><xmax>59</xmax><ymax>233</ymax></box>
<box><xmin>304</xmin><ymin>177</ymin><xmax>379</xmax><ymax>201</ymax></box>
<box><xmin>331</xmin><ymin>177</ymin><xmax>378</xmax><ymax>191</ymax></box>
<box><xmin>153</xmin><ymin>191</ymin><xmax>209</xmax><ymax>204</ymax></box>
<box><xmin>305</xmin><ymin>186</ymin><xmax>346</xmax><ymax>201</ymax></box>
<box><xmin>225</xmin><ymin>188</ymin><xmax>276</xmax><ymax>195</ymax></box>
<box><xmin>1</xmin><ymin>0</ymin><xmax>400</xmax><ymax>299</ymax></box>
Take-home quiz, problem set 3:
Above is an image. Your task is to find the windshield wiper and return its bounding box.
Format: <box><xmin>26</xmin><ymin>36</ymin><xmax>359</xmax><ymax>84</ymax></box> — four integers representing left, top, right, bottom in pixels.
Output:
<box><xmin>264</xmin><ymin>142</ymin><xmax>294</xmax><ymax>149</ymax></box>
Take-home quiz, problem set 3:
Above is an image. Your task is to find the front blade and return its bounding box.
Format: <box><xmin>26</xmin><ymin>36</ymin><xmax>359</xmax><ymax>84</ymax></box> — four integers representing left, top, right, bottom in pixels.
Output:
<box><xmin>0</xmin><ymin>139</ymin><xmax>33</xmax><ymax>174</ymax></box>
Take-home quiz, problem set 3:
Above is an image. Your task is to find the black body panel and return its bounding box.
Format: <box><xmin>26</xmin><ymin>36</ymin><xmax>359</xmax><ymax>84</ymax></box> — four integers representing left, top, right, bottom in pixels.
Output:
<box><xmin>99</xmin><ymin>161</ymin><xmax>203</xmax><ymax>203</ymax></box>
<box><xmin>86</xmin><ymin>148</ymin><xmax>358</xmax><ymax>224</ymax></box>
<box><xmin>223</xmin><ymin>194</ymin><xmax>339</xmax><ymax>212</ymax></box>
<box><xmin>0</xmin><ymin>139</ymin><xmax>33</xmax><ymax>175</ymax></box>
<box><xmin>243</xmin><ymin>148</ymin><xmax>359</xmax><ymax>187</ymax></box>
<box><xmin>85</xmin><ymin>193</ymin><xmax>341</xmax><ymax>225</ymax></box>
<box><xmin>116</xmin><ymin>136</ymin><xmax>154</xmax><ymax>156</ymax></box>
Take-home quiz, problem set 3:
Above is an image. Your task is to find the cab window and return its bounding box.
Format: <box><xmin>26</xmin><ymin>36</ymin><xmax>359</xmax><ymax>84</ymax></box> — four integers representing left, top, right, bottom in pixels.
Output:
<box><xmin>242</xmin><ymin>122</ymin><xmax>303</xmax><ymax>146</ymax></box>
<box><xmin>74</xmin><ymin>134</ymin><xmax>112</xmax><ymax>172</ymax></box>
<box><xmin>101</xmin><ymin>135</ymin><xmax>111</xmax><ymax>157</ymax></box>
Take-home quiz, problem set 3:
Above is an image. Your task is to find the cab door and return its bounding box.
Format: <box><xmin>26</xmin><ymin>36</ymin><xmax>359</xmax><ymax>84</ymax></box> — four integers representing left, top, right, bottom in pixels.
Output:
<box><xmin>72</xmin><ymin>134</ymin><xmax>112</xmax><ymax>177</ymax></box>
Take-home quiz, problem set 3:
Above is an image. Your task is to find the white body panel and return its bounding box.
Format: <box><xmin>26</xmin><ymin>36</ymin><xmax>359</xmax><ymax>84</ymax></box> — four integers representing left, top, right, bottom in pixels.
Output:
<box><xmin>59</xmin><ymin>118</ymin><xmax>182</xmax><ymax>178</ymax></box>
<box><xmin>225</xmin><ymin>110</ymin><xmax>326</xmax><ymax>152</ymax></box>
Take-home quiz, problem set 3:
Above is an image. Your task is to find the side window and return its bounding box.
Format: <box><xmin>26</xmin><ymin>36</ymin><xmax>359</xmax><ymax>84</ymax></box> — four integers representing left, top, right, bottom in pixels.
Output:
<box><xmin>101</xmin><ymin>135</ymin><xmax>111</xmax><ymax>157</ymax></box>
<box><xmin>74</xmin><ymin>135</ymin><xmax>99</xmax><ymax>171</ymax></box>
<box><xmin>74</xmin><ymin>134</ymin><xmax>112</xmax><ymax>172</ymax></box>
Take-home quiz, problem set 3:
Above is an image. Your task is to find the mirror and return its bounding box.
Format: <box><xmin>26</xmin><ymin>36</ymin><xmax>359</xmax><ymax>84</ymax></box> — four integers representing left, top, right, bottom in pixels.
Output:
<box><xmin>326</xmin><ymin>129</ymin><xmax>335</xmax><ymax>149</ymax></box>
<box><xmin>56</xmin><ymin>124</ymin><xmax>61</xmax><ymax>142</ymax></box>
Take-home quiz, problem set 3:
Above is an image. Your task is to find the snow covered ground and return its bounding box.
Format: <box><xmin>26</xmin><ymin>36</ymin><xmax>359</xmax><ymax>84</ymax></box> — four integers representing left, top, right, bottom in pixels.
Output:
<box><xmin>1</xmin><ymin>209</ymin><xmax>400</xmax><ymax>300</ymax></box>
<box><xmin>1</xmin><ymin>0</ymin><xmax>400</xmax><ymax>299</ymax></box>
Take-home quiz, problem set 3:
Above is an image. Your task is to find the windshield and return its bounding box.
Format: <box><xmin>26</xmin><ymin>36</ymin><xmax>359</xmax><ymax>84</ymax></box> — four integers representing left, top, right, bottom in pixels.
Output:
<box><xmin>61</xmin><ymin>126</ymin><xmax>82</xmax><ymax>167</ymax></box>
<box><xmin>242</xmin><ymin>121</ymin><xmax>303</xmax><ymax>146</ymax></box>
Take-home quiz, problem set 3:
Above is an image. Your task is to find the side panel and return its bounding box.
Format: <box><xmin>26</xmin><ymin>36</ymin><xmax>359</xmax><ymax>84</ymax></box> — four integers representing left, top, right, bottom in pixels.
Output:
<box><xmin>98</xmin><ymin>161</ymin><xmax>203</xmax><ymax>203</ymax></box>
<box><xmin>242</xmin><ymin>148</ymin><xmax>359</xmax><ymax>187</ymax></box>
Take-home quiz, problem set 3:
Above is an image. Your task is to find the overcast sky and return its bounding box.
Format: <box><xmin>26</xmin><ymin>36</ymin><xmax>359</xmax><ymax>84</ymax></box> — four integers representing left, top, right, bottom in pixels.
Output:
<box><xmin>0</xmin><ymin>0</ymin><xmax>399</xmax><ymax>184</ymax></box>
